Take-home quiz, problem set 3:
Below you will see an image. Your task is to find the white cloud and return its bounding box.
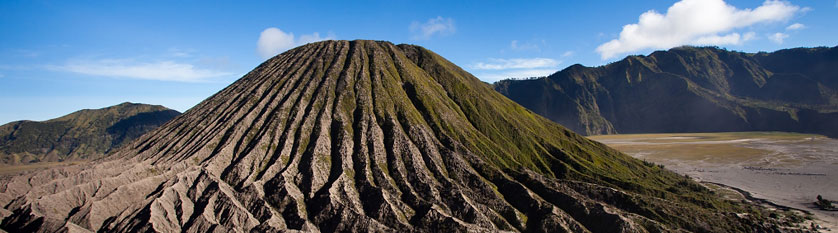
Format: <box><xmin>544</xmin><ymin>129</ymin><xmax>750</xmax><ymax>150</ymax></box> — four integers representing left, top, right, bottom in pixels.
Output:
<box><xmin>475</xmin><ymin>69</ymin><xmax>557</xmax><ymax>83</ymax></box>
<box><xmin>54</xmin><ymin>59</ymin><xmax>232</xmax><ymax>82</ymax></box>
<box><xmin>471</xmin><ymin>58</ymin><xmax>559</xmax><ymax>70</ymax></box>
<box><xmin>693</xmin><ymin>32</ymin><xmax>757</xmax><ymax>44</ymax></box>
<box><xmin>561</xmin><ymin>51</ymin><xmax>574</xmax><ymax>57</ymax></box>
<box><xmin>257</xmin><ymin>28</ymin><xmax>294</xmax><ymax>58</ymax></box>
<box><xmin>596</xmin><ymin>0</ymin><xmax>803</xmax><ymax>60</ymax></box>
<box><xmin>510</xmin><ymin>40</ymin><xmax>540</xmax><ymax>51</ymax></box>
<box><xmin>298</xmin><ymin>32</ymin><xmax>330</xmax><ymax>44</ymax></box>
<box><xmin>470</xmin><ymin>58</ymin><xmax>560</xmax><ymax>82</ymax></box>
<box><xmin>410</xmin><ymin>16</ymin><xmax>456</xmax><ymax>40</ymax></box>
<box><xmin>742</xmin><ymin>31</ymin><xmax>757</xmax><ymax>41</ymax></box>
<box><xmin>257</xmin><ymin>27</ymin><xmax>334</xmax><ymax>59</ymax></box>
<box><xmin>786</xmin><ymin>23</ymin><xmax>805</xmax><ymax>30</ymax></box>
<box><xmin>768</xmin><ymin>32</ymin><xmax>789</xmax><ymax>44</ymax></box>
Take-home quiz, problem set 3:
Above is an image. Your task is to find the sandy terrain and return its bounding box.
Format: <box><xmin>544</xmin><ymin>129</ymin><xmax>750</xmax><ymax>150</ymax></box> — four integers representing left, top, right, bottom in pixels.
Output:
<box><xmin>590</xmin><ymin>132</ymin><xmax>838</xmax><ymax>231</ymax></box>
<box><xmin>0</xmin><ymin>161</ymin><xmax>87</xmax><ymax>176</ymax></box>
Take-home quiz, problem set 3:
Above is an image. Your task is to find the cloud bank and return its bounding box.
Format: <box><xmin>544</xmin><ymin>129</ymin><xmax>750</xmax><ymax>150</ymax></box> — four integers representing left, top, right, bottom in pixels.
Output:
<box><xmin>472</xmin><ymin>58</ymin><xmax>559</xmax><ymax>70</ymax></box>
<box><xmin>55</xmin><ymin>59</ymin><xmax>232</xmax><ymax>82</ymax></box>
<box><xmin>470</xmin><ymin>58</ymin><xmax>560</xmax><ymax>82</ymax></box>
<box><xmin>596</xmin><ymin>0</ymin><xmax>804</xmax><ymax>60</ymax></box>
<box><xmin>410</xmin><ymin>16</ymin><xmax>456</xmax><ymax>40</ymax></box>
<box><xmin>257</xmin><ymin>27</ymin><xmax>333</xmax><ymax>59</ymax></box>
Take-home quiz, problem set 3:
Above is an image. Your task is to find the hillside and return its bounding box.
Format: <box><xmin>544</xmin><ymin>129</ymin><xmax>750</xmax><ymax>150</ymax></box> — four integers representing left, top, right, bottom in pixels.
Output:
<box><xmin>0</xmin><ymin>41</ymin><xmax>806</xmax><ymax>232</ymax></box>
<box><xmin>0</xmin><ymin>102</ymin><xmax>181</xmax><ymax>164</ymax></box>
<box><xmin>494</xmin><ymin>46</ymin><xmax>838</xmax><ymax>137</ymax></box>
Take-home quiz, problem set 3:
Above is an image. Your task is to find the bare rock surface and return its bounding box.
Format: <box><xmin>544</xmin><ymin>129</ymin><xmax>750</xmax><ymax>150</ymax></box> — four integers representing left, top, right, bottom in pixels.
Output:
<box><xmin>0</xmin><ymin>40</ymin><xmax>808</xmax><ymax>232</ymax></box>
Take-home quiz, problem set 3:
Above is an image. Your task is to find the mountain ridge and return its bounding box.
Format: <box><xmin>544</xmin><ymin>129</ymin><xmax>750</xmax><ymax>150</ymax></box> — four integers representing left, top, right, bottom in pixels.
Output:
<box><xmin>0</xmin><ymin>41</ymin><xmax>805</xmax><ymax>232</ymax></box>
<box><xmin>494</xmin><ymin>45</ymin><xmax>838</xmax><ymax>137</ymax></box>
<box><xmin>0</xmin><ymin>102</ymin><xmax>181</xmax><ymax>164</ymax></box>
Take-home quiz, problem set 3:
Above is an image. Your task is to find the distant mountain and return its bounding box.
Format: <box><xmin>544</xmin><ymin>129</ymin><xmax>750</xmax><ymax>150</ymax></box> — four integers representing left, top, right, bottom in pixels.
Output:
<box><xmin>495</xmin><ymin>46</ymin><xmax>838</xmax><ymax>137</ymax></box>
<box><xmin>0</xmin><ymin>102</ymin><xmax>180</xmax><ymax>164</ymax></box>
<box><xmin>0</xmin><ymin>41</ymin><xmax>803</xmax><ymax>232</ymax></box>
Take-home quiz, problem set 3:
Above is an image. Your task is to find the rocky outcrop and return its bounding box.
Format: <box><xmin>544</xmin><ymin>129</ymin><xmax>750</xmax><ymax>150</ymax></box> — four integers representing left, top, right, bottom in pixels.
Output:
<box><xmin>0</xmin><ymin>103</ymin><xmax>181</xmax><ymax>164</ymax></box>
<box><xmin>494</xmin><ymin>46</ymin><xmax>838</xmax><ymax>137</ymax></box>
<box><xmin>0</xmin><ymin>41</ymin><xmax>803</xmax><ymax>232</ymax></box>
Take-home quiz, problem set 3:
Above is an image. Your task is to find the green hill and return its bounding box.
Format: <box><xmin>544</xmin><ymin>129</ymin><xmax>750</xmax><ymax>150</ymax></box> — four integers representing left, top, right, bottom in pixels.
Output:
<box><xmin>495</xmin><ymin>46</ymin><xmax>838</xmax><ymax>137</ymax></box>
<box><xmin>0</xmin><ymin>102</ymin><xmax>180</xmax><ymax>164</ymax></box>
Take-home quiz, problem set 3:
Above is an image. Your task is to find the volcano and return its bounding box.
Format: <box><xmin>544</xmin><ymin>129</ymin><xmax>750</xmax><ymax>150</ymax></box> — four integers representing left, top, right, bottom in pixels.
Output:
<box><xmin>0</xmin><ymin>41</ymin><xmax>797</xmax><ymax>232</ymax></box>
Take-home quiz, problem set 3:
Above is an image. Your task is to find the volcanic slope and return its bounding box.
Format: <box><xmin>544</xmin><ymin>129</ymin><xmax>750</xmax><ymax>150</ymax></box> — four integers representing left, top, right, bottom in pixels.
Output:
<box><xmin>0</xmin><ymin>41</ymin><xmax>800</xmax><ymax>232</ymax></box>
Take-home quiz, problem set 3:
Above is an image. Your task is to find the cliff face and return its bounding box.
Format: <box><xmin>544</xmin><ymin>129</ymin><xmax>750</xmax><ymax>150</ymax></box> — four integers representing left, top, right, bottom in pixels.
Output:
<box><xmin>495</xmin><ymin>46</ymin><xmax>838</xmax><ymax>137</ymax></box>
<box><xmin>0</xmin><ymin>102</ymin><xmax>180</xmax><ymax>164</ymax></box>
<box><xmin>0</xmin><ymin>41</ymin><xmax>803</xmax><ymax>232</ymax></box>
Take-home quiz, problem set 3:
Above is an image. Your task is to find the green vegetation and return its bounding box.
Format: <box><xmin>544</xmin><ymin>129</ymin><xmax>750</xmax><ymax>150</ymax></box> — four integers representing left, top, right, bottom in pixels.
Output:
<box><xmin>4</xmin><ymin>41</ymin><xmax>804</xmax><ymax>232</ymax></box>
<box><xmin>146</xmin><ymin>167</ymin><xmax>160</xmax><ymax>175</ymax></box>
<box><xmin>0</xmin><ymin>102</ymin><xmax>180</xmax><ymax>165</ymax></box>
<box><xmin>815</xmin><ymin>195</ymin><xmax>836</xmax><ymax>210</ymax></box>
<box><xmin>495</xmin><ymin>45</ymin><xmax>838</xmax><ymax>138</ymax></box>
<box><xmin>389</xmin><ymin>42</ymin><xmax>786</xmax><ymax>230</ymax></box>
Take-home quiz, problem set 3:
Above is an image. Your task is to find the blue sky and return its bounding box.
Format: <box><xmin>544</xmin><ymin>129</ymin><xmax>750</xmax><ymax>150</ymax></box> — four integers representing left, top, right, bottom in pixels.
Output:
<box><xmin>1</xmin><ymin>0</ymin><xmax>836</xmax><ymax>124</ymax></box>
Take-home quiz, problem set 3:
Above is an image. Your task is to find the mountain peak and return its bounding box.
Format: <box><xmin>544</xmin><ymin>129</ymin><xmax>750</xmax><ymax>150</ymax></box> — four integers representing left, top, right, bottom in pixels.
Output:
<box><xmin>496</xmin><ymin>45</ymin><xmax>838</xmax><ymax>138</ymax></box>
<box><xmin>1</xmin><ymin>40</ymin><xmax>797</xmax><ymax>232</ymax></box>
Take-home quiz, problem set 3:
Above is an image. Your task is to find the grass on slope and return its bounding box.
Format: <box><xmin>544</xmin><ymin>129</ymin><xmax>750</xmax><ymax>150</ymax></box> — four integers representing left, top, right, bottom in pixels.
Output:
<box><xmin>400</xmin><ymin>44</ymin><xmax>756</xmax><ymax>218</ymax></box>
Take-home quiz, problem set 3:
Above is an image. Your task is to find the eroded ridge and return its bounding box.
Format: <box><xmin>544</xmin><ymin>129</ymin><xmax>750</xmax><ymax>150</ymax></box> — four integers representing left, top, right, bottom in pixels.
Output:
<box><xmin>0</xmin><ymin>41</ymin><xmax>797</xmax><ymax>232</ymax></box>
